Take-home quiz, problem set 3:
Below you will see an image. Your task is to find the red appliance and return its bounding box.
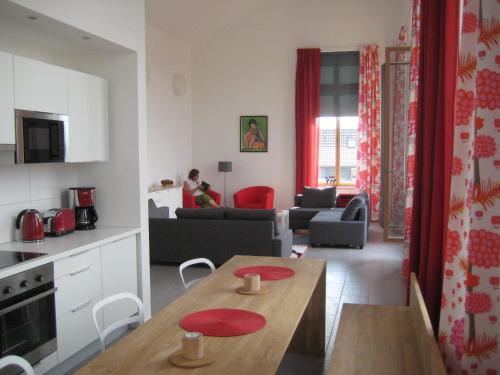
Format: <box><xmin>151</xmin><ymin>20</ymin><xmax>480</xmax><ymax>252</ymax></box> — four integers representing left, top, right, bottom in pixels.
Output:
<box><xmin>16</xmin><ymin>209</ymin><xmax>45</xmax><ymax>243</ymax></box>
<box><xmin>69</xmin><ymin>187</ymin><xmax>98</xmax><ymax>230</ymax></box>
<box><xmin>69</xmin><ymin>187</ymin><xmax>95</xmax><ymax>207</ymax></box>
<box><xmin>43</xmin><ymin>209</ymin><xmax>76</xmax><ymax>237</ymax></box>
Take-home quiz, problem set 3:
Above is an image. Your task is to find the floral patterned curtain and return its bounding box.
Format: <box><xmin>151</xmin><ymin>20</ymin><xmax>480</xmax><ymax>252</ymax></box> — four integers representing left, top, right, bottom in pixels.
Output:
<box><xmin>357</xmin><ymin>45</ymin><xmax>381</xmax><ymax>221</ymax></box>
<box><xmin>438</xmin><ymin>0</ymin><xmax>499</xmax><ymax>372</ymax></box>
<box><xmin>402</xmin><ymin>0</ymin><xmax>421</xmax><ymax>280</ymax></box>
<box><xmin>390</xmin><ymin>26</ymin><xmax>408</xmax><ymax>235</ymax></box>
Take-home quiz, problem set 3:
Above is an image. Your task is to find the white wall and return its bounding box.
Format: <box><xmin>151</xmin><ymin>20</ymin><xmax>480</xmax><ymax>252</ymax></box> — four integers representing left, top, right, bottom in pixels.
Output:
<box><xmin>191</xmin><ymin>0</ymin><xmax>408</xmax><ymax>209</ymax></box>
<box><xmin>146</xmin><ymin>24</ymin><xmax>192</xmax><ymax>186</ymax></box>
<box><xmin>0</xmin><ymin>164</ymin><xmax>76</xmax><ymax>243</ymax></box>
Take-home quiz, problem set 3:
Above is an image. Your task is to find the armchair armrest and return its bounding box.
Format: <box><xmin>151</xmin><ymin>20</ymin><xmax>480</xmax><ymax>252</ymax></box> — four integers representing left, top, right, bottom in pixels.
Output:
<box><xmin>294</xmin><ymin>194</ymin><xmax>303</xmax><ymax>207</ymax></box>
<box><xmin>182</xmin><ymin>190</ymin><xmax>197</xmax><ymax>208</ymax></box>
<box><xmin>262</xmin><ymin>191</ymin><xmax>274</xmax><ymax>209</ymax></box>
<box><xmin>207</xmin><ymin>189</ymin><xmax>221</xmax><ymax>205</ymax></box>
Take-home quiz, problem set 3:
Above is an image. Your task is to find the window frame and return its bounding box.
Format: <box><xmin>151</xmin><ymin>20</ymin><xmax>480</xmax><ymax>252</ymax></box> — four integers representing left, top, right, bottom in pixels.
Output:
<box><xmin>318</xmin><ymin>51</ymin><xmax>359</xmax><ymax>187</ymax></box>
<box><xmin>318</xmin><ymin>116</ymin><xmax>357</xmax><ymax>187</ymax></box>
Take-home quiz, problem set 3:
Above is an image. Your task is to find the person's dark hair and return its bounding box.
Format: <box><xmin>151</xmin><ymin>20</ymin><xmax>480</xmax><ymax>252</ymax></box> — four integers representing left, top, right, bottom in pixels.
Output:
<box><xmin>249</xmin><ymin>118</ymin><xmax>257</xmax><ymax>126</ymax></box>
<box><xmin>188</xmin><ymin>169</ymin><xmax>199</xmax><ymax>179</ymax></box>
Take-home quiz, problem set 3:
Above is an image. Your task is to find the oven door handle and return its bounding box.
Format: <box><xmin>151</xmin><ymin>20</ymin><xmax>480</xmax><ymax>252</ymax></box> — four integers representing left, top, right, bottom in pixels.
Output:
<box><xmin>0</xmin><ymin>287</ymin><xmax>58</xmax><ymax>316</ymax></box>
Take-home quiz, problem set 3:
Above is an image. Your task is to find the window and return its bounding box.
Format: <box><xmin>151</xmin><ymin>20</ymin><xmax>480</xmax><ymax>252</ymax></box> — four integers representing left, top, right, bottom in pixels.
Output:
<box><xmin>318</xmin><ymin>52</ymin><xmax>359</xmax><ymax>186</ymax></box>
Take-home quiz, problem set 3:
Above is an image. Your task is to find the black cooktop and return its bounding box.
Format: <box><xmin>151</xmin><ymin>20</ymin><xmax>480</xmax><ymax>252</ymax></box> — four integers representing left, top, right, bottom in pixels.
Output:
<box><xmin>0</xmin><ymin>251</ymin><xmax>48</xmax><ymax>270</ymax></box>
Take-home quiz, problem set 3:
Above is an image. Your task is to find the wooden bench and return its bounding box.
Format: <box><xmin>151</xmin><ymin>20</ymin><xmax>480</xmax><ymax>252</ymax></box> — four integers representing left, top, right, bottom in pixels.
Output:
<box><xmin>328</xmin><ymin>273</ymin><xmax>446</xmax><ymax>375</ymax></box>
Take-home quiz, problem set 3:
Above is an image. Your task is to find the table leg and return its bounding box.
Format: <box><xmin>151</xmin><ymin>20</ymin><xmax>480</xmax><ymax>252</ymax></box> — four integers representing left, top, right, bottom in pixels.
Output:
<box><xmin>288</xmin><ymin>265</ymin><xmax>326</xmax><ymax>356</ymax></box>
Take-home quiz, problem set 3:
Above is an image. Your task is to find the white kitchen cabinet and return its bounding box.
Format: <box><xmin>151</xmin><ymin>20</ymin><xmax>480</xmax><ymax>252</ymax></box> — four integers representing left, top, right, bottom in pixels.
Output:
<box><xmin>68</xmin><ymin>70</ymin><xmax>109</xmax><ymax>162</ymax></box>
<box><xmin>56</xmin><ymin>296</ymin><xmax>102</xmax><ymax>362</ymax></box>
<box><xmin>0</xmin><ymin>51</ymin><xmax>14</xmax><ymax>144</ymax></box>
<box><xmin>55</xmin><ymin>262</ymin><xmax>101</xmax><ymax>317</ymax></box>
<box><xmin>100</xmin><ymin>236</ymin><xmax>138</xmax><ymax>328</ymax></box>
<box><xmin>54</xmin><ymin>246</ymin><xmax>102</xmax><ymax>362</ymax></box>
<box><xmin>14</xmin><ymin>55</ymin><xmax>68</xmax><ymax>114</ymax></box>
<box><xmin>148</xmin><ymin>186</ymin><xmax>183</xmax><ymax>218</ymax></box>
<box><xmin>54</xmin><ymin>247</ymin><xmax>101</xmax><ymax>279</ymax></box>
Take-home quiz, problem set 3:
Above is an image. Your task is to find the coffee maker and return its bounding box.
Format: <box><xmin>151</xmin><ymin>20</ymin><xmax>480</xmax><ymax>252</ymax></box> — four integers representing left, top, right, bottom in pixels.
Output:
<box><xmin>69</xmin><ymin>187</ymin><xmax>98</xmax><ymax>230</ymax></box>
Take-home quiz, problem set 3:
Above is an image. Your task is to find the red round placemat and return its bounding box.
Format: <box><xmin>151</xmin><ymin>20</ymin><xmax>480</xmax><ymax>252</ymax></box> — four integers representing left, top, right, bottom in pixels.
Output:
<box><xmin>180</xmin><ymin>308</ymin><xmax>266</xmax><ymax>336</ymax></box>
<box><xmin>233</xmin><ymin>266</ymin><xmax>295</xmax><ymax>280</ymax></box>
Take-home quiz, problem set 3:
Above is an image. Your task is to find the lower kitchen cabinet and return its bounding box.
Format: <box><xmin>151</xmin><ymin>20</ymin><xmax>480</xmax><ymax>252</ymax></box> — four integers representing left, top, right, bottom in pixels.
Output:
<box><xmin>100</xmin><ymin>236</ymin><xmax>138</xmax><ymax>328</ymax></box>
<box><xmin>53</xmin><ymin>234</ymin><xmax>137</xmax><ymax>365</ymax></box>
<box><xmin>56</xmin><ymin>297</ymin><xmax>102</xmax><ymax>362</ymax></box>
<box><xmin>55</xmin><ymin>262</ymin><xmax>101</xmax><ymax>316</ymax></box>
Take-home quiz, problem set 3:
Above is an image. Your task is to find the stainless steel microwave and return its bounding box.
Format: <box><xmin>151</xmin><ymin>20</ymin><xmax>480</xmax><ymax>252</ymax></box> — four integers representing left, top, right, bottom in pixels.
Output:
<box><xmin>15</xmin><ymin>110</ymin><xmax>68</xmax><ymax>164</ymax></box>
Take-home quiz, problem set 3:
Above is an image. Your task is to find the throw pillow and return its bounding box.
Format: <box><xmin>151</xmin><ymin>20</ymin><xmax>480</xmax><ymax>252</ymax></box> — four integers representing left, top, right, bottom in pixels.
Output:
<box><xmin>340</xmin><ymin>197</ymin><xmax>365</xmax><ymax>221</ymax></box>
<box><xmin>302</xmin><ymin>187</ymin><xmax>336</xmax><ymax>208</ymax></box>
<box><xmin>224</xmin><ymin>208</ymin><xmax>279</xmax><ymax>236</ymax></box>
<box><xmin>175</xmin><ymin>207</ymin><xmax>224</xmax><ymax>220</ymax></box>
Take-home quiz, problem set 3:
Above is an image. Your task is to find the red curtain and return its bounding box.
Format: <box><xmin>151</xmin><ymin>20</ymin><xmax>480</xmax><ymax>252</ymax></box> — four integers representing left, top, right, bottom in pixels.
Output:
<box><xmin>408</xmin><ymin>0</ymin><xmax>459</xmax><ymax>331</ymax></box>
<box><xmin>295</xmin><ymin>48</ymin><xmax>321</xmax><ymax>194</ymax></box>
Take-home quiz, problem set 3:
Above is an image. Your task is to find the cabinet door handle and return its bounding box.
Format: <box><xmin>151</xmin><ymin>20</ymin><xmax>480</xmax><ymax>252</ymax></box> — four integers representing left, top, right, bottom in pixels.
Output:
<box><xmin>69</xmin><ymin>265</ymin><xmax>91</xmax><ymax>276</ymax></box>
<box><xmin>69</xmin><ymin>249</ymin><xmax>90</xmax><ymax>257</ymax></box>
<box><xmin>71</xmin><ymin>299</ymin><xmax>92</xmax><ymax>313</ymax></box>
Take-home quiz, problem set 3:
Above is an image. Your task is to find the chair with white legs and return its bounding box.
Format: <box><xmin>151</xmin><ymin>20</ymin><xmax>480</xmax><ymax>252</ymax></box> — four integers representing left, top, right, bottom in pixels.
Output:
<box><xmin>179</xmin><ymin>258</ymin><xmax>216</xmax><ymax>290</ymax></box>
<box><xmin>92</xmin><ymin>292</ymin><xmax>145</xmax><ymax>353</ymax></box>
<box><xmin>0</xmin><ymin>355</ymin><xmax>34</xmax><ymax>375</ymax></box>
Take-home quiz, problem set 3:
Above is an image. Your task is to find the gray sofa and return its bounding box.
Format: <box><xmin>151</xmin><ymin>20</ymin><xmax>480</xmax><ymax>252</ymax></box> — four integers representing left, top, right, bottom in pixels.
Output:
<box><xmin>149</xmin><ymin>207</ymin><xmax>293</xmax><ymax>266</ymax></box>
<box><xmin>289</xmin><ymin>187</ymin><xmax>338</xmax><ymax>230</ymax></box>
<box><xmin>308</xmin><ymin>205</ymin><xmax>368</xmax><ymax>248</ymax></box>
<box><xmin>289</xmin><ymin>188</ymin><xmax>369</xmax><ymax>248</ymax></box>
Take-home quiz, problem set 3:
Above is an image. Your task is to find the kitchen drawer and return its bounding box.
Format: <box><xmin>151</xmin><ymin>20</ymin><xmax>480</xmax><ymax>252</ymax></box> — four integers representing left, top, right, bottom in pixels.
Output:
<box><xmin>54</xmin><ymin>247</ymin><xmax>100</xmax><ymax>279</ymax></box>
<box><xmin>55</xmin><ymin>262</ymin><xmax>101</xmax><ymax>317</ymax></box>
<box><xmin>57</xmin><ymin>296</ymin><xmax>102</xmax><ymax>363</ymax></box>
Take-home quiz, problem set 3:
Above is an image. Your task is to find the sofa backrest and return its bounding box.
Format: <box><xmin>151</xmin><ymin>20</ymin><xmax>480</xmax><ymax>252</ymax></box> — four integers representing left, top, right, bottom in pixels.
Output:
<box><xmin>175</xmin><ymin>207</ymin><xmax>224</xmax><ymax>219</ymax></box>
<box><xmin>173</xmin><ymin>208</ymin><xmax>278</xmax><ymax>235</ymax></box>
<box><xmin>149</xmin><ymin>218</ymin><xmax>275</xmax><ymax>265</ymax></box>
<box><xmin>301</xmin><ymin>187</ymin><xmax>336</xmax><ymax>208</ymax></box>
<box><xmin>224</xmin><ymin>208</ymin><xmax>278</xmax><ymax>236</ymax></box>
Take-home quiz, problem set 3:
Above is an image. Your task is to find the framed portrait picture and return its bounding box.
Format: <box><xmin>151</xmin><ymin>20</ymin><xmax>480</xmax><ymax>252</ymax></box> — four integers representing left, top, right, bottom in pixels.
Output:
<box><xmin>240</xmin><ymin>115</ymin><xmax>268</xmax><ymax>152</ymax></box>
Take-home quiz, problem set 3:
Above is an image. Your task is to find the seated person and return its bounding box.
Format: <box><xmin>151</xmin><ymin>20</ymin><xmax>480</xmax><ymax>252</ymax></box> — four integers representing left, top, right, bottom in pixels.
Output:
<box><xmin>183</xmin><ymin>169</ymin><xmax>219</xmax><ymax>208</ymax></box>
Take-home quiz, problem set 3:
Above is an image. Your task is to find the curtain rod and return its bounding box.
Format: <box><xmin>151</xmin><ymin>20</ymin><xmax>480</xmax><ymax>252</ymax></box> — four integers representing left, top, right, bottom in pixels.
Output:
<box><xmin>321</xmin><ymin>46</ymin><xmax>360</xmax><ymax>52</ymax></box>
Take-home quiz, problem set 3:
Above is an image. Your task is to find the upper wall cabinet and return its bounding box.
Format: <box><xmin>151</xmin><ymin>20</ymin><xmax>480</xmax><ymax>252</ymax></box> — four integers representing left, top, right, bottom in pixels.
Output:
<box><xmin>14</xmin><ymin>55</ymin><xmax>68</xmax><ymax>115</ymax></box>
<box><xmin>0</xmin><ymin>51</ymin><xmax>14</xmax><ymax>144</ymax></box>
<box><xmin>68</xmin><ymin>70</ymin><xmax>109</xmax><ymax>162</ymax></box>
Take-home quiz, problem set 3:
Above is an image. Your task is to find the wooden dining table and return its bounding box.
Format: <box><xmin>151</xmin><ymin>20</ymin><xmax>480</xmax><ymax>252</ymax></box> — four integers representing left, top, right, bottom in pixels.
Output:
<box><xmin>76</xmin><ymin>255</ymin><xmax>326</xmax><ymax>375</ymax></box>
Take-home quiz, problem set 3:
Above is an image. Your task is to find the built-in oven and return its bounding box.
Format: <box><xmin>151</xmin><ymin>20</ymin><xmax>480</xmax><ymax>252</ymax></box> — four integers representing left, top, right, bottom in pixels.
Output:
<box><xmin>15</xmin><ymin>110</ymin><xmax>68</xmax><ymax>164</ymax></box>
<box><xmin>0</xmin><ymin>263</ymin><xmax>57</xmax><ymax>372</ymax></box>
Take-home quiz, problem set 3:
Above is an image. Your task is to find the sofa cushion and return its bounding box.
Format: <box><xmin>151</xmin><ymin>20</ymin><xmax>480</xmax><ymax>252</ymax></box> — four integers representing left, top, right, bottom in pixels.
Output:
<box><xmin>310</xmin><ymin>210</ymin><xmax>343</xmax><ymax>222</ymax></box>
<box><xmin>289</xmin><ymin>207</ymin><xmax>331</xmax><ymax>220</ymax></box>
<box><xmin>302</xmin><ymin>187</ymin><xmax>336</xmax><ymax>208</ymax></box>
<box><xmin>175</xmin><ymin>207</ymin><xmax>224</xmax><ymax>220</ymax></box>
<box><xmin>225</xmin><ymin>208</ymin><xmax>278</xmax><ymax>236</ymax></box>
<box><xmin>340</xmin><ymin>197</ymin><xmax>365</xmax><ymax>221</ymax></box>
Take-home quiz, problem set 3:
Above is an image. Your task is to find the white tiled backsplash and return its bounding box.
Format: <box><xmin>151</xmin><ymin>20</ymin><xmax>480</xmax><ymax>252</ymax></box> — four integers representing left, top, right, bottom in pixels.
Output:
<box><xmin>0</xmin><ymin>163</ymin><xmax>76</xmax><ymax>243</ymax></box>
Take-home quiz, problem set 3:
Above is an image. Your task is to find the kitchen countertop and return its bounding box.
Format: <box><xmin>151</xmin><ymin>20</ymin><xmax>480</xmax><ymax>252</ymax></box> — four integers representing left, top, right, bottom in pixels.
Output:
<box><xmin>0</xmin><ymin>226</ymin><xmax>141</xmax><ymax>279</ymax></box>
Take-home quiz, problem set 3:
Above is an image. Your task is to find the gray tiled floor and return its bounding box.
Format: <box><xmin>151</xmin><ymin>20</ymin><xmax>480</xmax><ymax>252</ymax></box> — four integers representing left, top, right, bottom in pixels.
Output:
<box><xmin>150</xmin><ymin>224</ymin><xmax>405</xmax><ymax>374</ymax></box>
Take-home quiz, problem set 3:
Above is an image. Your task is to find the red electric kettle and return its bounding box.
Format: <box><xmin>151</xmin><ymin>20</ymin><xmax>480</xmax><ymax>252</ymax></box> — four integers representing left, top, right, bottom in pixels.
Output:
<box><xmin>16</xmin><ymin>209</ymin><xmax>45</xmax><ymax>243</ymax></box>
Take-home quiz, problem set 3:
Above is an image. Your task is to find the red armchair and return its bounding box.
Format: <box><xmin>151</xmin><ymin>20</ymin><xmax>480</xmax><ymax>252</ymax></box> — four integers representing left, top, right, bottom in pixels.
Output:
<box><xmin>233</xmin><ymin>186</ymin><xmax>274</xmax><ymax>209</ymax></box>
<box><xmin>182</xmin><ymin>189</ymin><xmax>221</xmax><ymax>208</ymax></box>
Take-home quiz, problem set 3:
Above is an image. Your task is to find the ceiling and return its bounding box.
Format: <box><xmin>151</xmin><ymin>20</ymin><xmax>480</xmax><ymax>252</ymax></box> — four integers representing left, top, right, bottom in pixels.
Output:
<box><xmin>146</xmin><ymin>0</ymin><xmax>267</xmax><ymax>44</ymax></box>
